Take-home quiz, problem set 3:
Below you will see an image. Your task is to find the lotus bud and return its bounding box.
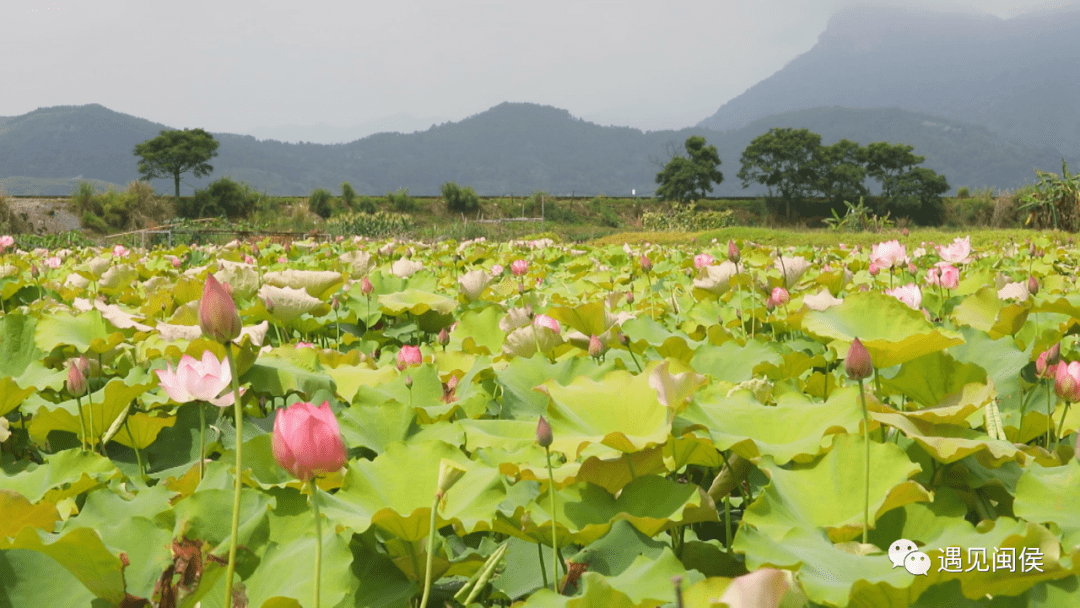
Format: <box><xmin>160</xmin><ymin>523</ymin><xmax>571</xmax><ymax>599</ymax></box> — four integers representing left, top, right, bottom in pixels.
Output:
<box><xmin>361</xmin><ymin>276</ymin><xmax>373</xmax><ymax>296</ymax></box>
<box><xmin>30</xmin><ymin>264</ymin><xmax>39</xmax><ymax>279</ymax></box>
<box><xmin>511</xmin><ymin>259</ymin><xmax>528</xmax><ymax>276</ymax></box>
<box><xmin>907</xmin><ymin>262</ymin><xmax>917</xmax><ymax>276</ymax></box>
<box><xmin>536</xmin><ymin>416</ymin><xmax>553</xmax><ymax>448</ymax></box>
<box><xmin>625</xmin><ymin>290</ymin><xmax>634</xmax><ymax>304</ymax></box>
<box><xmin>437</xmin><ymin>327</ymin><xmax>450</xmax><ymax>347</ymax></box>
<box><xmin>436</xmin><ymin>458</ymin><xmax>467</xmax><ymax>498</ymax></box>
<box><xmin>846</xmin><ymin>337</ymin><xmax>873</xmax><ymax>381</ymax></box>
<box><xmin>1027</xmin><ymin>275</ymin><xmax>1039</xmax><ymax>296</ymax></box>
<box><xmin>332</xmin><ymin>296</ymin><xmax>340</xmax><ymax>311</ymax></box>
<box><xmin>588</xmin><ymin>334</ymin><xmax>603</xmax><ymax>359</ymax></box>
<box><xmin>198</xmin><ymin>273</ymin><xmax>242</xmax><ymax>343</ymax></box>
<box><xmin>640</xmin><ymin>254</ymin><xmax>652</xmax><ymax>273</ymax></box>
<box><xmin>172</xmin><ymin>257</ymin><xmax>181</xmax><ymax>269</ymax></box>
<box><xmin>67</xmin><ymin>359</ymin><xmax>88</xmax><ymax>397</ymax></box>
<box><xmin>727</xmin><ymin>240</ymin><xmax>740</xmax><ymax>264</ymax></box>
<box><xmin>251</xmin><ymin>243</ymin><xmax>260</xmax><ymax>257</ymax></box>
<box><xmin>404</xmin><ymin>374</ymin><xmax>413</xmax><ymax>389</ymax></box>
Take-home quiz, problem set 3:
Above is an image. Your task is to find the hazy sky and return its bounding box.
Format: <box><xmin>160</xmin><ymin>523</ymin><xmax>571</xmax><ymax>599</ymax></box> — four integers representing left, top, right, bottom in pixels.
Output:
<box><xmin>3</xmin><ymin>0</ymin><xmax>1073</xmax><ymax>142</ymax></box>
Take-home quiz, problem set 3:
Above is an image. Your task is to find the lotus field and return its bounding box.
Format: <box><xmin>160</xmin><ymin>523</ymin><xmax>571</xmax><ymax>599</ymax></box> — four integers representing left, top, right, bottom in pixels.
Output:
<box><xmin>3</xmin><ymin>232</ymin><xmax>1080</xmax><ymax>608</ymax></box>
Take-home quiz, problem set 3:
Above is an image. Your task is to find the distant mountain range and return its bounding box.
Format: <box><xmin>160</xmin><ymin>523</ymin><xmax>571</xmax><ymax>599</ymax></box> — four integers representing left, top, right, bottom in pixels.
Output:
<box><xmin>699</xmin><ymin>5</ymin><xmax>1080</xmax><ymax>160</ymax></box>
<box><xmin>0</xmin><ymin>102</ymin><xmax>1064</xmax><ymax>197</ymax></box>
<box><xmin>1</xmin><ymin>5</ymin><xmax>1074</xmax><ymax>198</ymax></box>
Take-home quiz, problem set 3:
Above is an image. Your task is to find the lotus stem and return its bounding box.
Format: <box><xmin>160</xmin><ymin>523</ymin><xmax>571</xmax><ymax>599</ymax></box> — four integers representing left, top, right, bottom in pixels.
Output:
<box><xmin>86</xmin><ymin>389</ymin><xmax>97</xmax><ymax>453</ymax></box>
<box><xmin>625</xmin><ymin>452</ymin><xmax>636</xmax><ymax>480</ymax></box>
<box><xmin>544</xmin><ymin>445</ymin><xmax>558</xmax><ymax>593</ymax></box>
<box><xmin>1047</xmin><ymin>381</ymin><xmax>1054</xmax><ymax>449</ymax></box>
<box><xmin>724</xmin><ymin>494</ymin><xmax>732</xmax><ymax>556</ymax></box>
<box><xmin>223</xmin><ymin>343</ymin><xmax>244</xmax><ymax>608</ymax></box>
<box><xmin>1055</xmin><ymin>401</ymin><xmax>1072</xmax><ymax>452</ymax></box>
<box><xmin>858</xmin><ymin>377</ymin><xmax>870</xmax><ymax>545</ymax></box>
<box><xmin>310</xmin><ymin>478</ymin><xmax>323</xmax><ymax>608</ymax></box>
<box><xmin>75</xmin><ymin>395</ymin><xmax>88</xmax><ymax>451</ymax></box>
<box><xmin>124</xmin><ymin>417</ymin><xmax>145</xmax><ymax>478</ymax></box>
<box><xmin>462</xmin><ymin>542</ymin><xmax>507</xmax><ymax>605</ymax></box>
<box><xmin>419</xmin><ymin>492</ymin><xmax>439</xmax><ymax>608</ymax></box>
<box><xmin>537</xmin><ymin>542</ymin><xmax>548</xmax><ymax>590</ymax></box>
<box><xmin>198</xmin><ymin>401</ymin><xmax>206</xmax><ymax>481</ymax></box>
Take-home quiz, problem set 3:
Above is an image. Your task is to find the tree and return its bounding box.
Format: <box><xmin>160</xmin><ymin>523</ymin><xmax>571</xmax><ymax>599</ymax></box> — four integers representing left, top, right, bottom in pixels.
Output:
<box><xmin>737</xmin><ymin>128</ymin><xmax>821</xmax><ymax>219</ymax></box>
<box><xmin>810</xmin><ymin>138</ymin><xmax>868</xmax><ymax>205</ymax></box>
<box><xmin>308</xmin><ymin>188</ymin><xmax>333</xmax><ymax>219</ymax></box>
<box><xmin>863</xmin><ymin>142</ymin><xmax>924</xmax><ymax>200</ymax></box>
<box><xmin>889</xmin><ymin>167</ymin><xmax>950</xmax><ymax>225</ymax></box>
<box><xmin>134</xmin><ymin>129</ymin><xmax>220</xmax><ymax>198</ymax></box>
<box><xmin>655</xmin><ymin>136</ymin><xmax>724</xmax><ymax>203</ymax></box>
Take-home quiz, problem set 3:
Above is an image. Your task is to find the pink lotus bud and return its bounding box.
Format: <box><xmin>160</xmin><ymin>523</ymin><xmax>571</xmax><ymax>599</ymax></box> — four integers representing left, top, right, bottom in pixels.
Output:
<box><xmin>625</xmin><ymin>290</ymin><xmax>634</xmax><ymax>304</ymax></box>
<box><xmin>1056</xmin><ymin>361</ymin><xmax>1080</xmax><ymax>402</ymax></box>
<box><xmin>67</xmin><ymin>359</ymin><xmax>88</xmax><ymax>397</ymax></box>
<box><xmin>437</xmin><ymin>327</ymin><xmax>450</xmax><ymax>346</ymax></box>
<box><xmin>640</xmin><ymin>254</ymin><xmax>652</xmax><ymax>273</ymax></box>
<box><xmin>770</xmin><ymin>287</ymin><xmax>789</xmax><ymax>306</ymax></box>
<box><xmin>272</xmin><ymin>401</ymin><xmax>348</xmax><ymax>482</ymax></box>
<box><xmin>30</xmin><ymin>264</ymin><xmax>39</xmax><ymax>279</ymax></box>
<box><xmin>511</xmin><ymin>259</ymin><xmax>528</xmax><ymax>276</ymax></box>
<box><xmin>536</xmin><ymin>415</ymin><xmax>553</xmax><ymax>448</ymax></box>
<box><xmin>939</xmin><ymin>265</ymin><xmax>960</xmax><ymax>290</ymax></box>
<box><xmin>846</xmin><ymin>337</ymin><xmax>873</xmax><ymax>381</ymax></box>
<box><xmin>534</xmin><ymin>314</ymin><xmax>561</xmax><ymax>334</ymax></box>
<box><xmin>331</xmin><ymin>296</ymin><xmax>340</xmax><ymax>311</ymax></box>
<box><xmin>251</xmin><ymin>243</ymin><xmax>260</xmax><ymax>257</ymax></box>
<box><xmin>361</xmin><ymin>276</ymin><xmax>373</xmax><ymax>296</ymax></box>
<box><xmin>588</xmin><ymin>334</ymin><xmax>603</xmax><ymax>359</ymax></box>
<box><xmin>244</xmin><ymin>255</ymin><xmax>255</xmax><ymax>265</ymax></box>
<box><xmin>1036</xmin><ymin>348</ymin><xmax>1059</xmax><ymax>379</ymax></box>
<box><xmin>172</xmin><ymin>257</ymin><xmax>181</xmax><ymax>269</ymax></box>
<box><xmin>907</xmin><ymin>263</ymin><xmax>917</xmax><ymax>276</ymax></box>
<box><xmin>198</xmin><ymin>273</ymin><xmax>242</xmax><ymax>343</ymax></box>
<box><xmin>404</xmin><ymin>374</ymin><xmax>413</xmax><ymax>389</ymax></box>
<box><xmin>396</xmin><ymin>345</ymin><xmax>422</xmax><ymax>370</ymax></box>
<box><xmin>1028</xmin><ymin>275</ymin><xmax>1039</xmax><ymax>296</ymax></box>
<box><xmin>727</xmin><ymin>240</ymin><xmax>740</xmax><ymax>264</ymax></box>
<box><xmin>868</xmin><ymin>262</ymin><xmax>882</xmax><ymax>276</ymax></box>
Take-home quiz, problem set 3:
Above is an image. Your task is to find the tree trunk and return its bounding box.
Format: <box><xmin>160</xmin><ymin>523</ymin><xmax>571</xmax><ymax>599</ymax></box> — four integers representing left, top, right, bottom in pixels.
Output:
<box><xmin>173</xmin><ymin>173</ymin><xmax>181</xmax><ymax>198</ymax></box>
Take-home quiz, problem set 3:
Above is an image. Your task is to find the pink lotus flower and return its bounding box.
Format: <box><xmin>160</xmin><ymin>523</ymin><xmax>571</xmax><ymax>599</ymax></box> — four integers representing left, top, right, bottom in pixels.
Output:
<box><xmin>939</xmin><ymin>264</ymin><xmax>960</xmax><ymax>289</ymax></box>
<box><xmin>199</xmin><ymin>274</ymin><xmax>243</xmax><ymax>343</ymax></box>
<box><xmin>868</xmin><ymin>262</ymin><xmax>882</xmax><ymax>276</ymax></box>
<box><xmin>277</xmin><ymin>256</ymin><xmax>288</xmax><ymax>264</ymax></box>
<box><xmin>767</xmin><ymin>287</ymin><xmax>790</xmax><ymax>309</ymax></box>
<box><xmin>640</xmin><ymin>254</ymin><xmax>653</xmax><ymax>273</ymax></box>
<box><xmin>155</xmin><ymin>351</ymin><xmax>242</xmax><ymax>407</ymax></box>
<box><xmin>870</xmin><ymin>240</ymin><xmax>907</xmax><ymax>269</ymax></box>
<box><xmin>511</xmin><ymin>259</ymin><xmax>528</xmax><ymax>276</ymax></box>
<box><xmin>491</xmin><ymin>264</ymin><xmax>504</xmax><ymax>276</ymax></box>
<box><xmin>361</xmin><ymin>276</ymin><xmax>374</xmax><ymax>296</ymax></box>
<box><xmin>244</xmin><ymin>255</ymin><xmax>255</xmax><ymax>265</ymax></box>
<box><xmin>112</xmin><ymin>244</ymin><xmax>129</xmax><ymax>257</ymax></box>
<box><xmin>45</xmin><ymin>256</ymin><xmax>61</xmax><ymax>269</ymax></box>
<box><xmin>694</xmin><ymin>253</ymin><xmax>714</xmax><ymax>269</ymax></box>
<box><xmin>0</xmin><ymin>235</ymin><xmax>13</xmax><ymax>252</ymax></box>
<box><xmin>296</xmin><ymin>341</ymin><xmax>315</xmax><ymax>349</ymax></box>
<box><xmin>1037</xmin><ymin>343</ymin><xmax>1061</xmax><ymax>379</ymax></box>
<box><xmin>885</xmin><ymin>283</ymin><xmax>922</xmax><ymax>310</ymax></box>
<box><xmin>172</xmin><ymin>257</ymin><xmax>182</xmax><ymax>268</ymax></box>
<box><xmin>396</xmin><ymin>345</ymin><xmax>423</xmax><ymax>369</ymax></box>
<box><xmin>937</xmin><ymin>236</ymin><xmax>972</xmax><ymax>264</ymax></box>
<box><xmin>272</xmin><ymin>401</ymin><xmax>348</xmax><ymax>482</ymax></box>
<box><xmin>1056</xmin><ymin>361</ymin><xmax>1080</xmax><ymax>402</ymax></box>
<box><xmin>534</xmin><ymin>314</ymin><xmax>561</xmax><ymax>334</ymax></box>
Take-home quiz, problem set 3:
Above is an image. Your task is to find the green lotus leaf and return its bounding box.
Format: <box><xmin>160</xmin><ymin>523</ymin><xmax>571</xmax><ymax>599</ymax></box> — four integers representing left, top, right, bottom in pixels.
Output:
<box><xmin>947</xmin><ymin>326</ymin><xmax>1031</xmax><ymax>415</ymax></box>
<box><xmin>952</xmin><ymin>285</ymin><xmax>1008</xmax><ymax>333</ymax></box>
<box><xmin>536</xmin><ymin>367</ymin><xmax>670</xmax><ymax>457</ymax></box>
<box><xmin>524</xmin><ymin>475</ymin><xmax>718</xmax><ymax>546</ymax></box>
<box><xmin>242</xmin><ymin>356</ymin><xmax>336</xmax><ymax>402</ymax></box>
<box><xmin>1014</xmin><ymin>460</ymin><xmax>1080</xmax><ymax>550</ymax></box>
<box><xmin>0</xmin><ymin>545</ymin><xmax>100</xmax><ymax>607</ymax></box>
<box><xmin>378</xmin><ymin>288</ymin><xmax>456</xmax><ymax>316</ymax></box>
<box><xmin>319</xmin><ymin>440</ymin><xmax>511</xmax><ymax>541</ymax></box>
<box><xmin>98</xmin><ymin>263</ymin><xmax>138</xmax><ymax>291</ymax></box>
<box><xmin>0</xmin><ymin>313</ymin><xmax>39</xmax><ymax>378</ymax></box>
<box><xmin>454</xmin><ymin>305</ymin><xmax>506</xmax><ymax>355</ymax></box>
<box><xmin>734</xmin><ymin>526</ymin><xmax>917</xmax><ymax>607</ymax></box>
<box><xmin>577</xmin><ymin>446</ymin><xmax>669</xmax><ymax>495</ymax></box>
<box><xmin>683</xmin><ymin>385</ymin><xmax>865</xmax><ymax>465</ymax></box>
<box><xmin>800</xmin><ymin>291</ymin><xmax>963</xmax><ymax>369</ymax></box>
<box><xmin>594</xmin><ymin>548</ymin><xmax>703</xmax><ymax>607</ymax></box>
<box><xmin>338</xmin><ymin>398</ymin><xmax>418</xmax><ymax>454</ymax></box>
<box><xmin>0</xmin><ymin>377</ymin><xmax>34</xmax><ymax>417</ymax></box>
<box><xmin>495</xmin><ymin>355</ymin><xmax>613</xmax><ymax>420</ymax></box>
<box><xmin>171</xmin><ymin>480</ymin><xmax>272</xmax><ymax>553</ymax></box>
<box><xmin>516</xmin><ymin>580</ymin><xmax>636</xmax><ymax>608</ymax></box>
<box><xmin>243</xmin><ymin>518</ymin><xmax>354</xmax><ymax>608</ymax></box>
<box><xmin>28</xmin><ymin>377</ymin><xmax>155</xmax><ymax>446</ymax></box>
<box><xmin>742</xmin><ymin>433</ymin><xmax>928</xmax><ymax>542</ymax></box>
<box><xmin>213</xmin><ymin>259</ymin><xmax>261</xmax><ymax>299</ymax></box>
<box><xmin>2</xmin><ymin>449</ymin><xmax>118</xmax><ymax>504</ymax></box>
<box><xmin>34</xmin><ymin>309</ymin><xmax>125</xmax><ymax>354</ymax></box>
<box><xmin>258</xmin><ymin>284</ymin><xmax>330</xmax><ymax>321</ymax></box>
<box><xmin>619</xmin><ymin>316</ymin><xmax>697</xmax><ymax>355</ymax></box>
<box><xmin>325</xmin><ymin>364</ymin><xmax>395</xmax><ymax>404</ymax></box>
<box><xmin>262</xmin><ymin>268</ymin><xmax>344</xmax><ymax>298</ymax></box>
<box><xmin>649</xmin><ymin>359</ymin><xmax>708</xmax><ymax>411</ymax></box>
<box><xmin>0</xmin><ymin>490</ymin><xmax>60</xmax><ymax>538</ymax></box>
<box><xmin>873</xmin><ymin>410</ymin><xmax>1022</xmax><ymax>466</ymax></box>
<box><xmin>879</xmin><ymin>351</ymin><xmax>989</xmax><ymax>410</ymax></box>
<box><xmin>0</xmin><ymin>525</ymin><xmax>126</xmax><ymax>606</ymax></box>
<box><xmin>546</xmin><ymin>301</ymin><xmax>613</xmax><ymax>340</ymax></box>
<box><xmin>690</xmin><ymin>339</ymin><xmax>784</xmax><ymax>384</ymax></box>
<box><xmin>107</xmin><ymin>411</ymin><xmax>177</xmax><ymax>450</ymax></box>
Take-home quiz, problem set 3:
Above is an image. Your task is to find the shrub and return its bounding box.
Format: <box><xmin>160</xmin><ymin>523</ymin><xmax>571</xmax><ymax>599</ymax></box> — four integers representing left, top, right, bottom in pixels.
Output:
<box><xmin>179</xmin><ymin>177</ymin><xmax>262</xmax><ymax>219</ymax></box>
<box><xmin>341</xmin><ymin>182</ymin><xmax>357</xmax><ymax>209</ymax></box>
<box><xmin>71</xmin><ymin>182</ymin><xmax>99</xmax><ymax>218</ymax></box>
<box><xmin>442</xmin><ymin>181</ymin><xmax>480</xmax><ymax>213</ymax></box>
<box><xmin>327</xmin><ymin>211</ymin><xmax>412</xmax><ymax>238</ymax></box>
<box><xmin>642</xmin><ymin>201</ymin><xmax>735</xmax><ymax>232</ymax></box>
<box><xmin>0</xmin><ymin>190</ymin><xmax>30</xmax><ymax>234</ymax></box>
<box><xmin>956</xmin><ymin>186</ymin><xmax>971</xmax><ymax>199</ymax></box>
<box><xmin>308</xmin><ymin>188</ymin><xmax>333</xmax><ymax>219</ymax></box>
<box><xmin>355</xmin><ymin>196</ymin><xmax>378</xmax><ymax>214</ymax></box>
<box><xmin>74</xmin><ymin>181</ymin><xmax>170</xmax><ymax>233</ymax></box>
<box><xmin>386</xmin><ymin>188</ymin><xmax>417</xmax><ymax>212</ymax></box>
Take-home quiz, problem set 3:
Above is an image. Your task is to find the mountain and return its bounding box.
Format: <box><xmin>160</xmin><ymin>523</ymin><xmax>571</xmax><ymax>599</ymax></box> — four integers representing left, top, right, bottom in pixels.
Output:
<box><xmin>0</xmin><ymin>102</ymin><xmax>1065</xmax><ymax>197</ymax></box>
<box><xmin>698</xmin><ymin>5</ymin><xmax>1080</xmax><ymax>159</ymax></box>
<box><xmin>241</xmin><ymin>112</ymin><xmax>446</xmax><ymax>144</ymax></box>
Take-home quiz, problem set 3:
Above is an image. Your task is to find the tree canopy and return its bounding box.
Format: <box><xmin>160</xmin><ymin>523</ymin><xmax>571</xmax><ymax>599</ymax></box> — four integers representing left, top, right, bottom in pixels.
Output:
<box><xmin>737</xmin><ymin>128</ymin><xmax>821</xmax><ymax>218</ymax></box>
<box><xmin>655</xmin><ymin>136</ymin><xmax>724</xmax><ymax>203</ymax></box>
<box><xmin>134</xmin><ymin>128</ymin><xmax>219</xmax><ymax>197</ymax></box>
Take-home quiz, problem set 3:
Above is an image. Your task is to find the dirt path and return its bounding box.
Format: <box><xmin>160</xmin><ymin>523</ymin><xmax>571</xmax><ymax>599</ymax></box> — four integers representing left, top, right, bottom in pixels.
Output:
<box><xmin>7</xmin><ymin>198</ymin><xmax>83</xmax><ymax>234</ymax></box>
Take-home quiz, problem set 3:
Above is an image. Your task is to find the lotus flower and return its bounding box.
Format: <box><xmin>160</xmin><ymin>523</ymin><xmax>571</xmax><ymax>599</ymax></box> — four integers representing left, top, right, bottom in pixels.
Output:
<box><xmin>727</xmin><ymin>240</ymin><xmax>740</xmax><ymax>264</ymax></box>
<box><xmin>927</xmin><ymin>264</ymin><xmax>959</xmax><ymax>289</ymax></box>
<box><xmin>640</xmin><ymin>254</ymin><xmax>653</xmax><ymax>273</ymax></box>
<box><xmin>885</xmin><ymin>283</ymin><xmax>922</xmax><ymax>310</ymax></box>
<box><xmin>361</xmin><ymin>276</ymin><xmax>374</xmax><ymax>296</ymax></box>
<box><xmin>45</xmin><ymin>256</ymin><xmax>61</xmax><ymax>269</ymax></box>
<box><xmin>693</xmin><ymin>253</ymin><xmax>713</xmax><ymax>269</ymax></box>
<box><xmin>937</xmin><ymin>236</ymin><xmax>972</xmax><ymax>264</ymax></box>
<box><xmin>272</xmin><ymin>401</ymin><xmax>348</xmax><ymax>482</ymax></box>
<box><xmin>1056</xmin><ymin>361</ymin><xmax>1080</xmax><ymax>402</ymax></box>
<box><xmin>1037</xmin><ymin>344</ymin><xmax>1061</xmax><ymax>379</ymax></box>
<box><xmin>112</xmin><ymin>244</ymin><xmax>129</xmax><ymax>257</ymax></box>
<box><xmin>397</xmin><ymin>345</ymin><xmax>423</xmax><ymax>369</ymax></box>
<box><xmin>534</xmin><ymin>314</ymin><xmax>561</xmax><ymax>334</ymax></box>
<box><xmin>199</xmin><ymin>274</ymin><xmax>243</xmax><ymax>343</ymax></box>
<box><xmin>491</xmin><ymin>264</ymin><xmax>504</xmax><ymax>276</ymax></box>
<box><xmin>0</xmin><ymin>235</ymin><xmax>13</xmax><ymax>252</ymax></box>
<box><xmin>870</xmin><ymin>240</ymin><xmax>908</xmax><ymax>269</ymax></box>
<box><xmin>511</xmin><ymin>259</ymin><xmax>528</xmax><ymax>276</ymax></box>
<box><xmin>767</xmin><ymin>287</ymin><xmax>789</xmax><ymax>309</ymax></box>
<box><xmin>155</xmin><ymin>351</ymin><xmax>242</xmax><ymax>407</ymax></box>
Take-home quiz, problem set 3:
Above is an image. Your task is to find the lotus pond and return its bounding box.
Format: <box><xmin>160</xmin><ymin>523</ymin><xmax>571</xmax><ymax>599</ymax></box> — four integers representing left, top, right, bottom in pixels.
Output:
<box><xmin>1</xmin><ymin>233</ymin><xmax>1079</xmax><ymax>607</ymax></box>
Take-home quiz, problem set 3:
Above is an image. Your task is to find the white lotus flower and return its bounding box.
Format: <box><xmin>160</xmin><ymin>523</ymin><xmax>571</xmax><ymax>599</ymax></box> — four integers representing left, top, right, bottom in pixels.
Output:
<box><xmin>458</xmin><ymin>269</ymin><xmax>492</xmax><ymax>301</ymax></box>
